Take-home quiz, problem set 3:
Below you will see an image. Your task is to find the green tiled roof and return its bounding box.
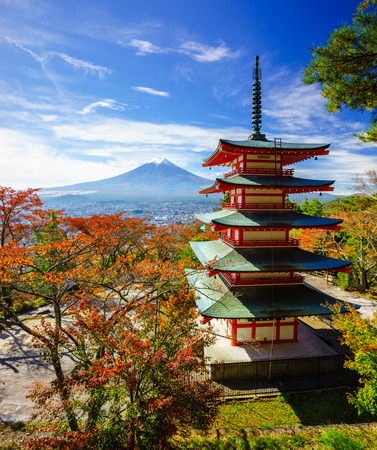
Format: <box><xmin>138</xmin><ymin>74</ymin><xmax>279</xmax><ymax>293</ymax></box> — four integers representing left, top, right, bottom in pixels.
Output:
<box><xmin>186</xmin><ymin>270</ymin><xmax>354</xmax><ymax>319</ymax></box>
<box><xmin>221</xmin><ymin>139</ymin><xmax>330</xmax><ymax>150</ymax></box>
<box><xmin>203</xmin><ymin>139</ymin><xmax>330</xmax><ymax>163</ymax></box>
<box><xmin>200</xmin><ymin>175</ymin><xmax>334</xmax><ymax>191</ymax></box>
<box><xmin>190</xmin><ymin>240</ymin><xmax>351</xmax><ymax>272</ymax></box>
<box><xmin>195</xmin><ymin>210</ymin><xmax>342</xmax><ymax>228</ymax></box>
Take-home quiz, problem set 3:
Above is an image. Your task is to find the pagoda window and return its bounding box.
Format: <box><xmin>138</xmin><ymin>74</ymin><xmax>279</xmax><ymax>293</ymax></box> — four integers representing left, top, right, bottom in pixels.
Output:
<box><xmin>243</xmin><ymin>230</ymin><xmax>286</xmax><ymax>243</ymax></box>
<box><xmin>236</xmin><ymin>327</ymin><xmax>252</xmax><ymax>343</ymax></box>
<box><xmin>245</xmin><ymin>188</ymin><xmax>282</xmax><ymax>194</ymax></box>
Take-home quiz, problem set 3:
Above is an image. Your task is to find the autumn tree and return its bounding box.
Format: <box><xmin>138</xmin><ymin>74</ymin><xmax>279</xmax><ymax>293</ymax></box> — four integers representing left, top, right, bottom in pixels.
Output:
<box><xmin>0</xmin><ymin>186</ymin><xmax>43</xmax><ymax>247</ymax></box>
<box><xmin>299</xmin><ymin>194</ymin><xmax>377</xmax><ymax>293</ymax></box>
<box><xmin>0</xmin><ymin>191</ymin><xmax>218</xmax><ymax>445</ymax></box>
<box><xmin>28</xmin><ymin>290</ymin><xmax>220</xmax><ymax>449</ymax></box>
<box><xmin>331</xmin><ymin>303</ymin><xmax>377</xmax><ymax>416</ymax></box>
<box><xmin>0</xmin><ymin>187</ymin><xmax>46</xmax><ymax>311</ymax></box>
<box><xmin>303</xmin><ymin>0</ymin><xmax>377</xmax><ymax>142</ymax></box>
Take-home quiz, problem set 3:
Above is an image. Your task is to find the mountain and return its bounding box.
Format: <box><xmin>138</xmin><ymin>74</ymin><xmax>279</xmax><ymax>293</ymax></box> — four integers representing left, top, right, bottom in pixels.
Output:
<box><xmin>289</xmin><ymin>192</ymin><xmax>346</xmax><ymax>204</ymax></box>
<box><xmin>40</xmin><ymin>158</ymin><xmax>213</xmax><ymax>201</ymax></box>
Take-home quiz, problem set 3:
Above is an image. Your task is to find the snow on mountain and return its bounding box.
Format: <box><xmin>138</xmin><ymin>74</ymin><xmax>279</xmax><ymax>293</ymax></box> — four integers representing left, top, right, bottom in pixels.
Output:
<box><xmin>149</xmin><ymin>157</ymin><xmax>175</xmax><ymax>167</ymax></box>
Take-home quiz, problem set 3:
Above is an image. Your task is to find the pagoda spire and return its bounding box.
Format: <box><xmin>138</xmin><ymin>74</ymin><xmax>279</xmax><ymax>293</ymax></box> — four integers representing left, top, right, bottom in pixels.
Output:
<box><xmin>249</xmin><ymin>55</ymin><xmax>266</xmax><ymax>140</ymax></box>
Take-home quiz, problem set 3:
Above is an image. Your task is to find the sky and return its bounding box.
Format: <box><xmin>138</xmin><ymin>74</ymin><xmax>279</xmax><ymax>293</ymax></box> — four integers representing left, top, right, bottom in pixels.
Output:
<box><xmin>0</xmin><ymin>0</ymin><xmax>376</xmax><ymax>195</ymax></box>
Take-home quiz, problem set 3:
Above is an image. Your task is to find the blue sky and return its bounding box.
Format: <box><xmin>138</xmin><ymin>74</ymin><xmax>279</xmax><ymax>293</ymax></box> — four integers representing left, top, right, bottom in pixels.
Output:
<box><xmin>0</xmin><ymin>0</ymin><xmax>376</xmax><ymax>195</ymax></box>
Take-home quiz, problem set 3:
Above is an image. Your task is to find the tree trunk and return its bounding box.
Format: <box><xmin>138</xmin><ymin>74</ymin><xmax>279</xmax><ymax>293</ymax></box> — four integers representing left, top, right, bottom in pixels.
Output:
<box><xmin>358</xmin><ymin>268</ymin><xmax>368</xmax><ymax>293</ymax></box>
<box><xmin>50</xmin><ymin>347</ymin><xmax>79</xmax><ymax>431</ymax></box>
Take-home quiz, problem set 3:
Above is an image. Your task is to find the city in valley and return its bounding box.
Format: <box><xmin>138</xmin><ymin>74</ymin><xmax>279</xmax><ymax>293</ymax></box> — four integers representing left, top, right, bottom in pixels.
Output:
<box><xmin>42</xmin><ymin>198</ymin><xmax>219</xmax><ymax>226</ymax></box>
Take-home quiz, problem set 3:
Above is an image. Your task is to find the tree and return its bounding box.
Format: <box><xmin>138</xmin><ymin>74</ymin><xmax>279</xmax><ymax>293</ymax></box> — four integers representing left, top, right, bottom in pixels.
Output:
<box><xmin>353</xmin><ymin>169</ymin><xmax>377</xmax><ymax>201</ymax></box>
<box><xmin>296</xmin><ymin>197</ymin><xmax>324</xmax><ymax>216</ymax></box>
<box><xmin>299</xmin><ymin>196</ymin><xmax>377</xmax><ymax>293</ymax></box>
<box><xmin>0</xmin><ymin>186</ymin><xmax>43</xmax><ymax>247</ymax></box>
<box><xmin>331</xmin><ymin>303</ymin><xmax>377</xmax><ymax>416</ymax></box>
<box><xmin>0</xmin><ymin>187</ymin><xmax>45</xmax><ymax>311</ymax></box>
<box><xmin>0</xmin><ymin>191</ymin><xmax>219</xmax><ymax>446</ymax></box>
<box><xmin>28</xmin><ymin>290</ymin><xmax>220</xmax><ymax>449</ymax></box>
<box><xmin>303</xmin><ymin>1</ymin><xmax>377</xmax><ymax>142</ymax></box>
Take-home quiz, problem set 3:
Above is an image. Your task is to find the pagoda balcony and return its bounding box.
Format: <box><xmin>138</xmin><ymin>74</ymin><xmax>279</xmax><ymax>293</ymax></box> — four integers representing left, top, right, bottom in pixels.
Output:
<box><xmin>220</xmin><ymin>235</ymin><xmax>300</xmax><ymax>248</ymax></box>
<box><xmin>224</xmin><ymin>167</ymin><xmax>294</xmax><ymax>178</ymax></box>
<box><xmin>222</xmin><ymin>202</ymin><xmax>295</xmax><ymax>211</ymax></box>
<box><xmin>221</xmin><ymin>272</ymin><xmax>305</xmax><ymax>287</ymax></box>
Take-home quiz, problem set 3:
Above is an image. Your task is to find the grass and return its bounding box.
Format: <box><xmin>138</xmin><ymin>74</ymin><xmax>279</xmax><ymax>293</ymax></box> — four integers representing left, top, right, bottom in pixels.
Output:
<box><xmin>212</xmin><ymin>389</ymin><xmax>375</xmax><ymax>429</ymax></box>
<box><xmin>178</xmin><ymin>427</ymin><xmax>377</xmax><ymax>449</ymax></box>
<box><xmin>1</xmin><ymin>389</ymin><xmax>376</xmax><ymax>448</ymax></box>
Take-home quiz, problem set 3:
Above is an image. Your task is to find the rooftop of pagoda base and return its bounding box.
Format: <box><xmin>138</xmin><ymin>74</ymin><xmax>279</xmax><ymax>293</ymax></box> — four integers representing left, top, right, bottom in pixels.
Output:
<box><xmin>202</xmin><ymin>319</ymin><xmax>336</xmax><ymax>364</ymax></box>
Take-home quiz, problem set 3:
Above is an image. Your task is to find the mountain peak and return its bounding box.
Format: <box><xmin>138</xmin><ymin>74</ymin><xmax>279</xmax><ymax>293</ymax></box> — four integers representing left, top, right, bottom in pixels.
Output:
<box><xmin>149</xmin><ymin>157</ymin><xmax>175</xmax><ymax>167</ymax></box>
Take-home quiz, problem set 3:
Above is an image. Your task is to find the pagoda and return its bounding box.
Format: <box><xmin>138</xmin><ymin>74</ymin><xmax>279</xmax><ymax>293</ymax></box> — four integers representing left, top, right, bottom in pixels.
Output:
<box><xmin>188</xmin><ymin>56</ymin><xmax>351</xmax><ymax>346</ymax></box>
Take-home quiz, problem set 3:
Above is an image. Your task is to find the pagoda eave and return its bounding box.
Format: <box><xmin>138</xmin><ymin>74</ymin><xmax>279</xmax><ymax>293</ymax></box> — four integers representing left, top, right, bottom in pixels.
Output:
<box><xmin>195</xmin><ymin>220</ymin><xmax>342</xmax><ymax>233</ymax></box>
<box><xmin>195</xmin><ymin>210</ymin><xmax>343</xmax><ymax>229</ymax></box>
<box><xmin>190</xmin><ymin>240</ymin><xmax>351</xmax><ymax>273</ymax></box>
<box><xmin>203</xmin><ymin>140</ymin><xmax>331</xmax><ymax>167</ymax></box>
<box><xmin>187</xmin><ymin>270</ymin><xmax>356</xmax><ymax>320</ymax></box>
<box><xmin>199</xmin><ymin>182</ymin><xmax>334</xmax><ymax>195</ymax></box>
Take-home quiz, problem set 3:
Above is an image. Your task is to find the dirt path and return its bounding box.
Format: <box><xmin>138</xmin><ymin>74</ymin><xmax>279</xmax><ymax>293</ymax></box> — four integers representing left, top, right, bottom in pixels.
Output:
<box><xmin>0</xmin><ymin>306</ymin><xmax>75</xmax><ymax>424</ymax></box>
<box><xmin>304</xmin><ymin>274</ymin><xmax>377</xmax><ymax>320</ymax></box>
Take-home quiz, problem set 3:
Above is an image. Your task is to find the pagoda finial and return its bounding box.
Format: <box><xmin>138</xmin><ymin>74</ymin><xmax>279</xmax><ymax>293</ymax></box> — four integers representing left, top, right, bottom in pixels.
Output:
<box><xmin>248</xmin><ymin>55</ymin><xmax>266</xmax><ymax>140</ymax></box>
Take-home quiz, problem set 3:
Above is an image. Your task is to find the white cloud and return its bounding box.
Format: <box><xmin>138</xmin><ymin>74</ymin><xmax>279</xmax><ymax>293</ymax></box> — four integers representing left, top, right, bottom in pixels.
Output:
<box><xmin>0</xmin><ymin>128</ymin><xmax>119</xmax><ymax>189</ymax></box>
<box><xmin>127</xmin><ymin>38</ymin><xmax>239</xmax><ymax>63</ymax></box>
<box><xmin>132</xmin><ymin>86</ymin><xmax>170</xmax><ymax>97</ymax></box>
<box><xmin>263</xmin><ymin>74</ymin><xmax>329</xmax><ymax>132</ymax></box>
<box><xmin>80</xmin><ymin>99</ymin><xmax>128</xmax><ymax>115</ymax></box>
<box><xmin>129</xmin><ymin>39</ymin><xmax>167</xmax><ymax>56</ymax></box>
<box><xmin>49</xmin><ymin>51</ymin><xmax>111</xmax><ymax>79</ymax></box>
<box><xmin>179</xmin><ymin>41</ymin><xmax>239</xmax><ymax>62</ymax></box>
<box><xmin>52</xmin><ymin>118</ymin><xmax>246</xmax><ymax>150</ymax></box>
<box><xmin>2</xmin><ymin>37</ymin><xmax>111</xmax><ymax>80</ymax></box>
<box><xmin>252</xmin><ymin>68</ymin><xmax>377</xmax><ymax>194</ymax></box>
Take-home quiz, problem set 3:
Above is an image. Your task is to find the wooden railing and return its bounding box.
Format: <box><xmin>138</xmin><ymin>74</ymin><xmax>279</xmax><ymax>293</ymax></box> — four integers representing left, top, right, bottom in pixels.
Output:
<box><xmin>222</xmin><ymin>202</ymin><xmax>295</xmax><ymax>210</ymax></box>
<box><xmin>221</xmin><ymin>272</ymin><xmax>304</xmax><ymax>286</ymax></box>
<box><xmin>224</xmin><ymin>167</ymin><xmax>294</xmax><ymax>178</ymax></box>
<box><xmin>220</xmin><ymin>235</ymin><xmax>300</xmax><ymax>247</ymax></box>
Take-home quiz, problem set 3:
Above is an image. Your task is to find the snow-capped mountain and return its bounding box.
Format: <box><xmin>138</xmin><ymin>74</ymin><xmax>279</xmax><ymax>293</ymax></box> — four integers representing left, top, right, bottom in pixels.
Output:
<box><xmin>41</xmin><ymin>159</ymin><xmax>213</xmax><ymax>201</ymax></box>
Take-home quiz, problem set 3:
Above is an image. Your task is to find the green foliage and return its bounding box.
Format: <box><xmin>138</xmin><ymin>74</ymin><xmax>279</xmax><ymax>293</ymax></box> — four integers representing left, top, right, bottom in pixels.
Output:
<box><xmin>319</xmin><ymin>427</ymin><xmax>364</xmax><ymax>450</ymax></box>
<box><xmin>336</xmin><ymin>272</ymin><xmax>358</xmax><ymax>291</ymax></box>
<box><xmin>299</xmin><ymin>188</ymin><xmax>377</xmax><ymax>293</ymax></box>
<box><xmin>223</xmin><ymin>192</ymin><xmax>231</xmax><ymax>204</ymax></box>
<box><xmin>303</xmin><ymin>1</ymin><xmax>377</xmax><ymax>142</ymax></box>
<box><xmin>332</xmin><ymin>305</ymin><xmax>377</xmax><ymax>416</ymax></box>
<box><xmin>326</xmin><ymin>195</ymin><xmax>375</xmax><ymax>214</ymax></box>
<box><xmin>296</xmin><ymin>197</ymin><xmax>324</xmax><ymax>216</ymax></box>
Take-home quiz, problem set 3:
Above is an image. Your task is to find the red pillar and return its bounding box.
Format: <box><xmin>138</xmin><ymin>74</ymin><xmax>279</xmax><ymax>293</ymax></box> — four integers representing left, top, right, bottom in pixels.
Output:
<box><xmin>275</xmin><ymin>319</ymin><xmax>281</xmax><ymax>343</ymax></box>
<box><xmin>230</xmin><ymin>319</ymin><xmax>238</xmax><ymax>346</ymax></box>
<box><xmin>293</xmin><ymin>317</ymin><xmax>299</xmax><ymax>342</ymax></box>
<box><xmin>251</xmin><ymin>320</ymin><xmax>256</xmax><ymax>338</ymax></box>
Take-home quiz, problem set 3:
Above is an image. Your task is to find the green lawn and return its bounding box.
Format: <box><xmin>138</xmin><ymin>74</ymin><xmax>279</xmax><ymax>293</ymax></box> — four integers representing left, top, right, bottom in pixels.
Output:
<box><xmin>180</xmin><ymin>426</ymin><xmax>377</xmax><ymax>449</ymax></box>
<box><xmin>212</xmin><ymin>389</ymin><xmax>375</xmax><ymax>429</ymax></box>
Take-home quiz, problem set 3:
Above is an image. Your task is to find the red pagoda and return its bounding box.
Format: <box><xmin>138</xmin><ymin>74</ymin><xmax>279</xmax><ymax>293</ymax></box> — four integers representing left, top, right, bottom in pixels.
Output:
<box><xmin>188</xmin><ymin>56</ymin><xmax>351</xmax><ymax>346</ymax></box>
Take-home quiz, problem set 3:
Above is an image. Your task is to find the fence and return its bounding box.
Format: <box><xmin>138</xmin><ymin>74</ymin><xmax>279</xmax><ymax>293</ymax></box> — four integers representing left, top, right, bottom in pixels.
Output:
<box><xmin>199</xmin><ymin>354</ymin><xmax>359</xmax><ymax>399</ymax></box>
